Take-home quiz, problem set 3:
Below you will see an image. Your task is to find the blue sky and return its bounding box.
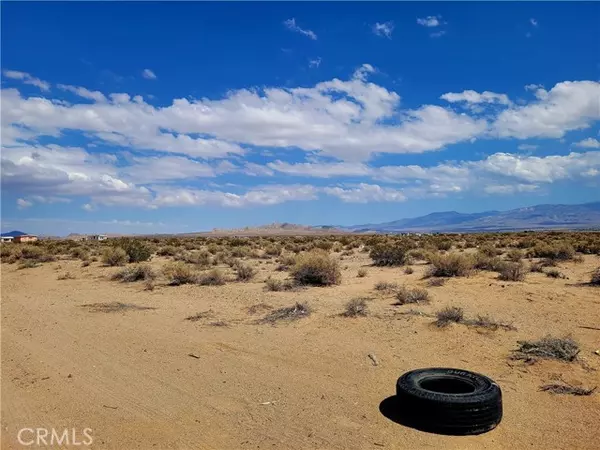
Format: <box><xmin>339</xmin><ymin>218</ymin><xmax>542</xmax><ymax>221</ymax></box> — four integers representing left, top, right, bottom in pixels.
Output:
<box><xmin>1</xmin><ymin>2</ymin><xmax>599</xmax><ymax>235</ymax></box>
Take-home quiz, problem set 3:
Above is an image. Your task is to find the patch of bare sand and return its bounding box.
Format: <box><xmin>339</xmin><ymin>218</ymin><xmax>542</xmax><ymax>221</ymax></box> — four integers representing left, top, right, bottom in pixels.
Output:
<box><xmin>1</xmin><ymin>254</ymin><xmax>599</xmax><ymax>449</ymax></box>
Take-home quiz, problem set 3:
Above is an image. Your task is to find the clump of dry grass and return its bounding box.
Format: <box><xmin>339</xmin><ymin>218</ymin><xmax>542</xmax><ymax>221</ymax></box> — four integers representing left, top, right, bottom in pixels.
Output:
<box><xmin>18</xmin><ymin>260</ymin><xmax>40</xmax><ymax>269</ymax></box>
<box><xmin>357</xmin><ymin>268</ymin><xmax>368</xmax><ymax>278</ymax></box>
<box><xmin>590</xmin><ymin>267</ymin><xmax>600</xmax><ymax>286</ymax></box>
<box><xmin>394</xmin><ymin>286</ymin><xmax>430</xmax><ymax>305</ymax></box>
<box><xmin>497</xmin><ymin>262</ymin><xmax>527</xmax><ymax>281</ymax></box>
<box><xmin>259</xmin><ymin>302</ymin><xmax>312</xmax><ymax>324</ymax></box>
<box><xmin>185</xmin><ymin>311</ymin><xmax>212</xmax><ymax>322</ymax></box>
<box><xmin>512</xmin><ymin>336</ymin><xmax>580</xmax><ymax>362</ymax></box>
<box><xmin>464</xmin><ymin>314</ymin><xmax>516</xmax><ymax>331</ymax></box>
<box><xmin>539</xmin><ymin>384</ymin><xmax>596</xmax><ymax>396</ymax></box>
<box><xmin>505</xmin><ymin>249</ymin><xmax>524</xmax><ymax>262</ymax></box>
<box><xmin>435</xmin><ymin>306</ymin><xmax>464</xmax><ymax>327</ymax></box>
<box><xmin>342</xmin><ymin>297</ymin><xmax>369</xmax><ymax>317</ymax></box>
<box><xmin>264</xmin><ymin>277</ymin><xmax>296</xmax><ymax>292</ymax></box>
<box><xmin>247</xmin><ymin>303</ymin><xmax>273</xmax><ymax>314</ymax></box>
<box><xmin>235</xmin><ymin>262</ymin><xmax>257</xmax><ymax>281</ymax></box>
<box><xmin>374</xmin><ymin>281</ymin><xmax>399</xmax><ymax>292</ymax></box>
<box><xmin>57</xmin><ymin>271</ymin><xmax>75</xmax><ymax>280</ymax></box>
<box><xmin>163</xmin><ymin>262</ymin><xmax>198</xmax><ymax>285</ymax></box>
<box><xmin>275</xmin><ymin>254</ymin><xmax>296</xmax><ymax>271</ymax></box>
<box><xmin>427</xmin><ymin>277</ymin><xmax>447</xmax><ymax>287</ymax></box>
<box><xmin>404</xmin><ymin>266</ymin><xmax>414</xmax><ymax>274</ymax></box>
<box><xmin>290</xmin><ymin>250</ymin><xmax>341</xmax><ymax>286</ymax></box>
<box><xmin>197</xmin><ymin>269</ymin><xmax>227</xmax><ymax>286</ymax></box>
<box><xmin>102</xmin><ymin>247</ymin><xmax>129</xmax><ymax>266</ymax></box>
<box><xmin>427</xmin><ymin>253</ymin><xmax>474</xmax><ymax>278</ymax></box>
<box><xmin>545</xmin><ymin>268</ymin><xmax>565</xmax><ymax>279</ymax></box>
<box><xmin>111</xmin><ymin>264</ymin><xmax>156</xmax><ymax>282</ymax></box>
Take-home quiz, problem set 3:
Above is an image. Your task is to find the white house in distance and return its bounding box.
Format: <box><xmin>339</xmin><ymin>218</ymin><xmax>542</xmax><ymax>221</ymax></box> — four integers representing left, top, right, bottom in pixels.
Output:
<box><xmin>88</xmin><ymin>235</ymin><xmax>108</xmax><ymax>241</ymax></box>
<box><xmin>1</xmin><ymin>236</ymin><xmax>14</xmax><ymax>243</ymax></box>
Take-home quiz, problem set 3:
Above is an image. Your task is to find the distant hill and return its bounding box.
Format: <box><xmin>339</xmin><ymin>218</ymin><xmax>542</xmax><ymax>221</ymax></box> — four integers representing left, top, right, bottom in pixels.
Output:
<box><xmin>0</xmin><ymin>230</ymin><xmax>28</xmax><ymax>237</ymax></box>
<box><xmin>339</xmin><ymin>202</ymin><xmax>600</xmax><ymax>233</ymax></box>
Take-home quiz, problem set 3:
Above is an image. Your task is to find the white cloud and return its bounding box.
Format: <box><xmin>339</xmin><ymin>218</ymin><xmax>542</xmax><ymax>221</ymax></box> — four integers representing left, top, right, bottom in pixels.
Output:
<box><xmin>530</xmin><ymin>18</ymin><xmax>538</xmax><ymax>27</ymax></box>
<box><xmin>142</xmin><ymin>69</ymin><xmax>157</xmax><ymax>80</ymax></box>
<box><xmin>17</xmin><ymin>198</ymin><xmax>33</xmax><ymax>209</ymax></box>
<box><xmin>517</xmin><ymin>144</ymin><xmax>539</xmax><ymax>151</ymax></box>
<box><xmin>82</xmin><ymin>203</ymin><xmax>96</xmax><ymax>212</ymax></box>
<box><xmin>323</xmin><ymin>183</ymin><xmax>406</xmax><ymax>203</ymax></box>
<box><xmin>57</xmin><ymin>84</ymin><xmax>107</xmax><ymax>102</ymax></box>
<box><xmin>417</xmin><ymin>16</ymin><xmax>443</xmax><ymax>27</ymax></box>
<box><xmin>441</xmin><ymin>90</ymin><xmax>511</xmax><ymax>106</ymax></box>
<box><xmin>124</xmin><ymin>155</ymin><xmax>226</xmax><ymax>183</ymax></box>
<box><xmin>573</xmin><ymin>138</ymin><xmax>600</xmax><ymax>148</ymax></box>
<box><xmin>483</xmin><ymin>184</ymin><xmax>539</xmax><ymax>195</ymax></box>
<box><xmin>372</xmin><ymin>22</ymin><xmax>394</xmax><ymax>38</ymax></box>
<box><xmin>309</xmin><ymin>57</ymin><xmax>322</xmax><ymax>68</ymax></box>
<box><xmin>267</xmin><ymin>160</ymin><xmax>371</xmax><ymax>178</ymax></box>
<box><xmin>430</xmin><ymin>31</ymin><xmax>446</xmax><ymax>39</ymax></box>
<box><xmin>492</xmin><ymin>81</ymin><xmax>600</xmax><ymax>138</ymax></box>
<box><xmin>3</xmin><ymin>70</ymin><xmax>50</xmax><ymax>91</ymax></box>
<box><xmin>283</xmin><ymin>18</ymin><xmax>317</xmax><ymax>40</ymax></box>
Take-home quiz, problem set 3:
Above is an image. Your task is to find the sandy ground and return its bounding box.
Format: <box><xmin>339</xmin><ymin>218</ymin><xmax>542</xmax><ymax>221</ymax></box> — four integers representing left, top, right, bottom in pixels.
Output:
<box><xmin>2</xmin><ymin>253</ymin><xmax>600</xmax><ymax>449</ymax></box>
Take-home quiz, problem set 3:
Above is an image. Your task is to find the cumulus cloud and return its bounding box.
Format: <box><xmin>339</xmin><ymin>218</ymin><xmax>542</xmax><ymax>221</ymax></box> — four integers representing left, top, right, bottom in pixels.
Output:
<box><xmin>573</xmin><ymin>138</ymin><xmax>600</xmax><ymax>148</ymax></box>
<box><xmin>517</xmin><ymin>144</ymin><xmax>539</xmax><ymax>151</ymax></box>
<box><xmin>417</xmin><ymin>16</ymin><xmax>443</xmax><ymax>27</ymax></box>
<box><xmin>57</xmin><ymin>84</ymin><xmax>107</xmax><ymax>102</ymax></box>
<box><xmin>441</xmin><ymin>90</ymin><xmax>511</xmax><ymax>106</ymax></box>
<box><xmin>283</xmin><ymin>18</ymin><xmax>317</xmax><ymax>40</ymax></box>
<box><xmin>142</xmin><ymin>69</ymin><xmax>157</xmax><ymax>80</ymax></box>
<box><xmin>3</xmin><ymin>70</ymin><xmax>50</xmax><ymax>91</ymax></box>
<box><xmin>323</xmin><ymin>183</ymin><xmax>405</xmax><ymax>203</ymax></box>
<box><xmin>17</xmin><ymin>198</ymin><xmax>33</xmax><ymax>209</ymax></box>
<box><xmin>372</xmin><ymin>21</ymin><xmax>394</xmax><ymax>38</ymax></box>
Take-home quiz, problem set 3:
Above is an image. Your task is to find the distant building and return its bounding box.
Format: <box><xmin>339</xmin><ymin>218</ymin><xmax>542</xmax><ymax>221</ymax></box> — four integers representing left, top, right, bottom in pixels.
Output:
<box><xmin>88</xmin><ymin>234</ymin><xmax>108</xmax><ymax>241</ymax></box>
<box><xmin>14</xmin><ymin>234</ymin><xmax>38</xmax><ymax>243</ymax></box>
<box><xmin>1</xmin><ymin>236</ymin><xmax>14</xmax><ymax>243</ymax></box>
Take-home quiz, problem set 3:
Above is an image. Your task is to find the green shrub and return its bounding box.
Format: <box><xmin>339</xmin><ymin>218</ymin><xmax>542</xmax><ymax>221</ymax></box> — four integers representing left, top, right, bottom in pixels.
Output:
<box><xmin>102</xmin><ymin>247</ymin><xmax>129</xmax><ymax>266</ymax></box>
<box><xmin>157</xmin><ymin>245</ymin><xmax>178</xmax><ymax>256</ymax></box>
<box><xmin>370</xmin><ymin>242</ymin><xmax>412</xmax><ymax>266</ymax></box>
<box><xmin>114</xmin><ymin>238</ymin><xmax>152</xmax><ymax>263</ymax></box>
<box><xmin>290</xmin><ymin>250</ymin><xmax>341</xmax><ymax>286</ymax></box>
<box><xmin>528</xmin><ymin>243</ymin><xmax>575</xmax><ymax>261</ymax></box>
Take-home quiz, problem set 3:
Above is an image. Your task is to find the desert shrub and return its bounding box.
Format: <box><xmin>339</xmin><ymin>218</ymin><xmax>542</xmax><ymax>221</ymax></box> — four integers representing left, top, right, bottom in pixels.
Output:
<box><xmin>404</xmin><ymin>266</ymin><xmax>414</xmax><ymax>275</ymax></box>
<box><xmin>313</xmin><ymin>240</ymin><xmax>334</xmax><ymax>251</ymax></box>
<box><xmin>427</xmin><ymin>277</ymin><xmax>447</xmax><ymax>287</ymax></box>
<box><xmin>435</xmin><ymin>306</ymin><xmax>464</xmax><ymax>327</ymax></box>
<box><xmin>506</xmin><ymin>249</ymin><xmax>524</xmax><ymax>262</ymax></box>
<box><xmin>259</xmin><ymin>302</ymin><xmax>312</xmax><ymax>324</ymax></box>
<box><xmin>436</xmin><ymin>240</ymin><xmax>453</xmax><ymax>251</ymax></box>
<box><xmin>479</xmin><ymin>244</ymin><xmax>501</xmax><ymax>257</ymax></box>
<box><xmin>112</xmin><ymin>238</ymin><xmax>152</xmax><ymax>263</ymax></box>
<box><xmin>197</xmin><ymin>269</ymin><xmax>227</xmax><ymax>286</ymax></box>
<box><xmin>342</xmin><ymin>298</ymin><xmax>369</xmax><ymax>317</ymax></box>
<box><xmin>157</xmin><ymin>245</ymin><xmax>178</xmax><ymax>257</ymax></box>
<box><xmin>235</xmin><ymin>263</ymin><xmax>257</xmax><ymax>281</ymax></box>
<box><xmin>264</xmin><ymin>277</ymin><xmax>296</xmax><ymax>291</ymax></box>
<box><xmin>427</xmin><ymin>253</ymin><xmax>474</xmax><ymax>277</ymax></box>
<box><xmin>497</xmin><ymin>262</ymin><xmax>527</xmax><ymax>281</ymax></box>
<box><xmin>591</xmin><ymin>267</ymin><xmax>600</xmax><ymax>286</ymax></box>
<box><xmin>230</xmin><ymin>246</ymin><xmax>251</xmax><ymax>258</ymax></box>
<box><xmin>81</xmin><ymin>260</ymin><xmax>91</xmax><ymax>267</ymax></box>
<box><xmin>395</xmin><ymin>286</ymin><xmax>430</xmax><ymax>305</ymax></box>
<box><xmin>70</xmin><ymin>247</ymin><xmax>90</xmax><ymax>260</ymax></box>
<box><xmin>178</xmin><ymin>250</ymin><xmax>211</xmax><ymax>267</ymax></box>
<box><xmin>529</xmin><ymin>261</ymin><xmax>545</xmax><ymax>273</ymax></box>
<box><xmin>528</xmin><ymin>243</ymin><xmax>575</xmax><ymax>261</ymax></box>
<box><xmin>545</xmin><ymin>269</ymin><xmax>565</xmax><ymax>279</ymax></box>
<box><xmin>57</xmin><ymin>271</ymin><xmax>75</xmax><ymax>280</ymax></box>
<box><xmin>572</xmin><ymin>254</ymin><xmax>585</xmax><ymax>264</ymax></box>
<box><xmin>370</xmin><ymin>242</ymin><xmax>412</xmax><ymax>266</ymax></box>
<box><xmin>465</xmin><ymin>315</ymin><xmax>516</xmax><ymax>331</ymax></box>
<box><xmin>19</xmin><ymin>245</ymin><xmax>55</xmax><ymax>262</ymax></box>
<box><xmin>264</xmin><ymin>244</ymin><xmax>282</xmax><ymax>256</ymax></box>
<box><xmin>512</xmin><ymin>336</ymin><xmax>579</xmax><ymax>362</ymax></box>
<box><xmin>473</xmin><ymin>254</ymin><xmax>505</xmax><ymax>271</ymax></box>
<box><xmin>276</xmin><ymin>254</ymin><xmax>296</xmax><ymax>271</ymax></box>
<box><xmin>112</xmin><ymin>264</ymin><xmax>156</xmax><ymax>282</ymax></box>
<box><xmin>290</xmin><ymin>250</ymin><xmax>341</xmax><ymax>286</ymax></box>
<box><xmin>18</xmin><ymin>260</ymin><xmax>40</xmax><ymax>269</ymax></box>
<box><xmin>357</xmin><ymin>268</ymin><xmax>368</xmax><ymax>278</ymax></box>
<box><xmin>374</xmin><ymin>281</ymin><xmax>399</xmax><ymax>292</ymax></box>
<box><xmin>163</xmin><ymin>262</ymin><xmax>198</xmax><ymax>285</ymax></box>
<box><xmin>102</xmin><ymin>247</ymin><xmax>129</xmax><ymax>266</ymax></box>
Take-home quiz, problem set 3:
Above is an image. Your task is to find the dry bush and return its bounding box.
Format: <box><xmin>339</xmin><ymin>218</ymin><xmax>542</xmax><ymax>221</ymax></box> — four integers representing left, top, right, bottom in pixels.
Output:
<box><xmin>177</xmin><ymin>250</ymin><xmax>212</xmax><ymax>267</ymax></box>
<box><xmin>374</xmin><ymin>281</ymin><xmax>399</xmax><ymax>292</ymax></box>
<box><xmin>436</xmin><ymin>240</ymin><xmax>453</xmax><ymax>251</ymax></box>
<box><xmin>529</xmin><ymin>261</ymin><xmax>545</xmax><ymax>273</ymax></box>
<box><xmin>357</xmin><ymin>268</ymin><xmax>368</xmax><ymax>278</ymax></box>
<box><xmin>404</xmin><ymin>266</ymin><xmax>414</xmax><ymax>274</ymax></box>
<box><xmin>163</xmin><ymin>262</ymin><xmax>198</xmax><ymax>285</ymax></box>
<box><xmin>70</xmin><ymin>247</ymin><xmax>90</xmax><ymax>260</ymax></box>
<box><xmin>539</xmin><ymin>384</ymin><xmax>596</xmax><ymax>396</ymax></box>
<box><xmin>479</xmin><ymin>244</ymin><xmax>501</xmax><ymax>257</ymax></box>
<box><xmin>512</xmin><ymin>336</ymin><xmax>580</xmax><ymax>362</ymax></box>
<box><xmin>19</xmin><ymin>245</ymin><xmax>55</xmax><ymax>262</ymax></box>
<box><xmin>545</xmin><ymin>269</ymin><xmax>565</xmax><ymax>279</ymax></box>
<box><xmin>157</xmin><ymin>245</ymin><xmax>179</xmax><ymax>257</ymax></box>
<box><xmin>82</xmin><ymin>302</ymin><xmax>156</xmax><ymax>313</ymax></box>
<box><xmin>342</xmin><ymin>297</ymin><xmax>369</xmax><ymax>317</ymax></box>
<box><xmin>435</xmin><ymin>306</ymin><xmax>464</xmax><ymax>327</ymax></box>
<box><xmin>276</xmin><ymin>254</ymin><xmax>296</xmax><ymax>271</ymax></box>
<box><xmin>427</xmin><ymin>277</ymin><xmax>447</xmax><ymax>287</ymax></box>
<box><xmin>81</xmin><ymin>260</ymin><xmax>91</xmax><ymax>267</ymax></box>
<box><xmin>102</xmin><ymin>247</ymin><xmax>129</xmax><ymax>266</ymax></box>
<box><xmin>506</xmin><ymin>249</ymin><xmax>524</xmax><ymax>262</ymax></box>
<box><xmin>144</xmin><ymin>279</ymin><xmax>155</xmax><ymax>291</ymax></box>
<box><xmin>235</xmin><ymin>263</ymin><xmax>257</xmax><ymax>281</ymax></box>
<box><xmin>259</xmin><ymin>302</ymin><xmax>311</xmax><ymax>324</ymax></box>
<box><xmin>57</xmin><ymin>271</ymin><xmax>75</xmax><ymax>280</ymax></box>
<box><xmin>264</xmin><ymin>277</ymin><xmax>296</xmax><ymax>292</ymax></box>
<box><xmin>112</xmin><ymin>238</ymin><xmax>152</xmax><ymax>263</ymax></box>
<box><xmin>427</xmin><ymin>253</ymin><xmax>474</xmax><ymax>277</ymax></box>
<box><xmin>590</xmin><ymin>267</ymin><xmax>600</xmax><ymax>286</ymax></box>
<box><xmin>290</xmin><ymin>250</ymin><xmax>341</xmax><ymax>286</ymax></box>
<box><xmin>528</xmin><ymin>243</ymin><xmax>576</xmax><ymax>261</ymax></box>
<box><xmin>473</xmin><ymin>254</ymin><xmax>505</xmax><ymax>271</ymax></box>
<box><xmin>464</xmin><ymin>314</ymin><xmax>516</xmax><ymax>331</ymax></box>
<box><xmin>18</xmin><ymin>260</ymin><xmax>40</xmax><ymax>269</ymax></box>
<box><xmin>394</xmin><ymin>286</ymin><xmax>430</xmax><ymax>305</ymax></box>
<box><xmin>497</xmin><ymin>262</ymin><xmax>527</xmax><ymax>281</ymax></box>
<box><xmin>112</xmin><ymin>264</ymin><xmax>156</xmax><ymax>282</ymax></box>
<box><xmin>197</xmin><ymin>269</ymin><xmax>227</xmax><ymax>286</ymax></box>
<box><xmin>369</xmin><ymin>242</ymin><xmax>412</xmax><ymax>266</ymax></box>
<box><xmin>185</xmin><ymin>311</ymin><xmax>212</xmax><ymax>322</ymax></box>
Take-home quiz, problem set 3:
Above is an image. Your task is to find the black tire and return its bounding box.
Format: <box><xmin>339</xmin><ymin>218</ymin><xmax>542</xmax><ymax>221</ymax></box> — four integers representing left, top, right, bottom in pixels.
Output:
<box><xmin>395</xmin><ymin>368</ymin><xmax>502</xmax><ymax>435</ymax></box>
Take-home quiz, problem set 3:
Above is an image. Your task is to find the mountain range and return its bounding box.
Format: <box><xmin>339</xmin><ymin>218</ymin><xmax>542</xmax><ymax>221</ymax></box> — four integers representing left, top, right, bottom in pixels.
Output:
<box><xmin>333</xmin><ymin>202</ymin><xmax>600</xmax><ymax>233</ymax></box>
